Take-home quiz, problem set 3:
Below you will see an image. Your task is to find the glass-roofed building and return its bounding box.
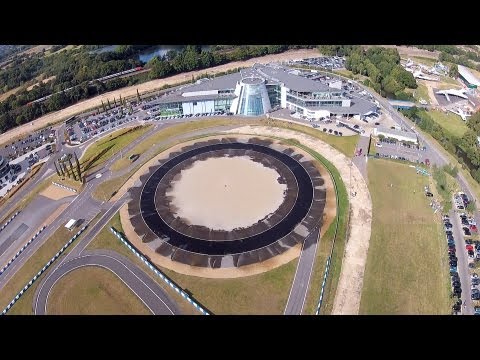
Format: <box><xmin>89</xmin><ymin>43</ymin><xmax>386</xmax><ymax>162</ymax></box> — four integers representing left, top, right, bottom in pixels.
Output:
<box><xmin>151</xmin><ymin>63</ymin><xmax>377</xmax><ymax>119</ymax></box>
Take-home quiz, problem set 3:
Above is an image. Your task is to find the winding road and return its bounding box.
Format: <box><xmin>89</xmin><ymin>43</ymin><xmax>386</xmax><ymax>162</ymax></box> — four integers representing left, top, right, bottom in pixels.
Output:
<box><xmin>34</xmin><ymin>251</ymin><xmax>179</xmax><ymax>315</ymax></box>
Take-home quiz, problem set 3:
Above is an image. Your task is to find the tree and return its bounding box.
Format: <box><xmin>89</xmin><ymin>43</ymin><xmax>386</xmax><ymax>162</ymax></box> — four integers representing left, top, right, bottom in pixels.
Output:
<box><xmin>68</xmin><ymin>157</ymin><xmax>77</xmax><ymax>181</ymax></box>
<box><xmin>136</xmin><ymin>88</ymin><xmax>141</xmax><ymax>102</ymax></box>
<box><xmin>449</xmin><ymin>63</ymin><xmax>459</xmax><ymax>78</ymax></box>
<box><xmin>53</xmin><ymin>161</ymin><xmax>61</xmax><ymax>176</ymax></box>
<box><xmin>107</xmin><ymin>98</ymin><xmax>111</xmax><ymax>110</ymax></box>
<box><xmin>73</xmin><ymin>151</ymin><xmax>81</xmax><ymax>180</ymax></box>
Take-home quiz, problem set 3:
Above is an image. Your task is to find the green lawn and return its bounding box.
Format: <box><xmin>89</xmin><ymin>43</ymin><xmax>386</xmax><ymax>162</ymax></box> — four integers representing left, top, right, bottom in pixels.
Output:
<box><xmin>412</xmin><ymin>83</ymin><xmax>430</xmax><ymax>104</ymax></box>
<box><xmin>428</xmin><ymin>109</ymin><xmax>468</xmax><ymax>138</ymax></box>
<box><xmin>411</xmin><ymin>56</ymin><xmax>437</xmax><ymax>66</ymax></box>
<box><xmin>80</xmin><ymin>125</ymin><xmax>152</xmax><ymax>172</ymax></box>
<box><xmin>359</xmin><ymin>159</ymin><xmax>451</xmax><ymax>314</ymax></box>
<box><xmin>47</xmin><ymin>267</ymin><xmax>150</xmax><ymax>315</ymax></box>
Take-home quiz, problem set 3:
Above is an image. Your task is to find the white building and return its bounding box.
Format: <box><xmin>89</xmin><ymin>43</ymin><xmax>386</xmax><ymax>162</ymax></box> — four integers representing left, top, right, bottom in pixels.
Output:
<box><xmin>153</xmin><ymin>64</ymin><xmax>377</xmax><ymax>119</ymax></box>
<box><xmin>373</xmin><ymin>126</ymin><xmax>418</xmax><ymax>144</ymax></box>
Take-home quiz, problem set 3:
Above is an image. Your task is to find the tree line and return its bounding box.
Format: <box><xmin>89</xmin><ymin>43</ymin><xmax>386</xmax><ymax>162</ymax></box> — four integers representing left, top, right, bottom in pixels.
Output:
<box><xmin>410</xmin><ymin>45</ymin><xmax>480</xmax><ymax>72</ymax></box>
<box><xmin>0</xmin><ymin>45</ymin><xmax>312</xmax><ymax>134</ymax></box>
<box><xmin>401</xmin><ymin>107</ymin><xmax>480</xmax><ymax>184</ymax></box>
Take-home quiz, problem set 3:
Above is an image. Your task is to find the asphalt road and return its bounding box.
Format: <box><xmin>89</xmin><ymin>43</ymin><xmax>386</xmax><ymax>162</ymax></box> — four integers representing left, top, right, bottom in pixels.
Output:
<box><xmin>34</xmin><ymin>251</ymin><xmax>179</xmax><ymax>315</ymax></box>
<box><xmin>284</xmin><ymin>227</ymin><xmax>321</xmax><ymax>315</ymax></box>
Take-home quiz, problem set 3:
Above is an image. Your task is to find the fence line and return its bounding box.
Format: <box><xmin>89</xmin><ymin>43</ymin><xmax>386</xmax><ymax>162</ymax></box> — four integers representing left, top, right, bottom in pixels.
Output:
<box><xmin>0</xmin><ymin>225</ymin><xmax>46</xmax><ymax>277</ymax></box>
<box><xmin>110</xmin><ymin>227</ymin><xmax>210</xmax><ymax>315</ymax></box>
<box><xmin>1</xmin><ymin>225</ymin><xmax>88</xmax><ymax>315</ymax></box>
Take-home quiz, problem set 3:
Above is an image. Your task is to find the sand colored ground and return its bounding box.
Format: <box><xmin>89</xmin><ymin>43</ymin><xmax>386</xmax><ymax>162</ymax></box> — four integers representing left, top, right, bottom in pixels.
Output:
<box><xmin>26</xmin><ymin>75</ymin><xmax>56</xmax><ymax>91</ymax></box>
<box><xmin>167</xmin><ymin>156</ymin><xmax>287</xmax><ymax>231</ymax></box>
<box><xmin>40</xmin><ymin>184</ymin><xmax>76</xmax><ymax>200</ymax></box>
<box><xmin>118</xmin><ymin>133</ymin><xmax>335</xmax><ymax>278</ymax></box>
<box><xmin>224</xmin><ymin>126</ymin><xmax>372</xmax><ymax>315</ymax></box>
<box><xmin>0</xmin><ymin>49</ymin><xmax>319</xmax><ymax>146</ymax></box>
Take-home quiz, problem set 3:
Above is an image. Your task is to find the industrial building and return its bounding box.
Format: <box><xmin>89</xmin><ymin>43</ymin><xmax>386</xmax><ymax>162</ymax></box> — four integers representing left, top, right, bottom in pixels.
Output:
<box><xmin>153</xmin><ymin>64</ymin><xmax>377</xmax><ymax>119</ymax></box>
<box><xmin>373</xmin><ymin>126</ymin><xmax>418</xmax><ymax>144</ymax></box>
<box><xmin>458</xmin><ymin>65</ymin><xmax>480</xmax><ymax>89</ymax></box>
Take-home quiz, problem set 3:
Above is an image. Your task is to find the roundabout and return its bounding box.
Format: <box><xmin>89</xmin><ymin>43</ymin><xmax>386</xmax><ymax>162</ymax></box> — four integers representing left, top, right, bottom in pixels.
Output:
<box><xmin>125</xmin><ymin>136</ymin><xmax>329</xmax><ymax>275</ymax></box>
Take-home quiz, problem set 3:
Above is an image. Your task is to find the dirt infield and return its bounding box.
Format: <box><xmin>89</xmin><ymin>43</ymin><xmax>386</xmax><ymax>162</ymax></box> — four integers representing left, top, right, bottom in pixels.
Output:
<box><xmin>118</xmin><ymin>133</ymin><xmax>335</xmax><ymax>278</ymax></box>
<box><xmin>0</xmin><ymin>49</ymin><xmax>318</xmax><ymax>146</ymax></box>
<box><xmin>225</xmin><ymin>126</ymin><xmax>372</xmax><ymax>315</ymax></box>
<box><xmin>40</xmin><ymin>185</ymin><xmax>76</xmax><ymax>200</ymax></box>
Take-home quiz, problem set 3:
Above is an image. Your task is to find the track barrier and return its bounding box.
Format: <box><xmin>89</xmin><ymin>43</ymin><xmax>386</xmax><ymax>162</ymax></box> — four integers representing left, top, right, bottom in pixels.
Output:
<box><xmin>0</xmin><ymin>211</ymin><xmax>20</xmax><ymax>234</ymax></box>
<box><xmin>52</xmin><ymin>182</ymin><xmax>77</xmax><ymax>193</ymax></box>
<box><xmin>110</xmin><ymin>227</ymin><xmax>210</xmax><ymax>315</ymax></box>
<box><xmin>0</xmin><ymin>225</ymin><xmax>47</xmax><ymax>277</ymax></box>
<box><xmin>1</xmin><ymin>225</ymin><xmax>88</xmax><ymax>315</ymax></box>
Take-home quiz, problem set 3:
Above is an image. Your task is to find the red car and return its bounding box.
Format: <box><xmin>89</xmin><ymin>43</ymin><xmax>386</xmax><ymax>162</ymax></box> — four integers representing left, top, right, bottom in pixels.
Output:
<box><xmin>470</xmin><ymin>225</ymin><xmax>478</xmax><ymax>232</ymax></box>
<box><xmin>466</xmin><ymin>245</ymin><xmax>474</xmax><ymax>251</ymax></box>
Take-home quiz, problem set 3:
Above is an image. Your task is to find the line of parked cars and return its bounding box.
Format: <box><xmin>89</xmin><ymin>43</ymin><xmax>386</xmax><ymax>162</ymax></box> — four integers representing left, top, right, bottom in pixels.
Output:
<box><xmin>75</xmin><ymin>108</ymin><xmax>135</xmax><ymax>143</ymax></box>
<box><xmin>454</xmin><ymin>192</ymin><xmax>469</xmax><ymax>211</ymax></box>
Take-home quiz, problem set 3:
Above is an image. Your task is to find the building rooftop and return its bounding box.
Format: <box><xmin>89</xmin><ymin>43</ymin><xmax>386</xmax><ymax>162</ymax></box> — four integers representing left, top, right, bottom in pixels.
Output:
<box><xmin>181</xmin><ymin>72</ymin><xmax>241</xmax><ymax>94</ymax></box>
<box><xmin>311</xmin><ymin>97</ymin><xmax>377</xmax><ymax>115</ymax></box>
<box><xmin>458</xmin><ymin>65</ymin><xmax>480</xmax><ymax>87</ymax></box>
<box><xmin>251</xmin><ymin>64</ymin><xmax>331</xmax><ymax>93</ymax></box>
<box><xmin>156</xmin><ymin>93</ymin><xmax>236</xmax><ymax>104</ymax></box>
<box><xmin>388</xmin><ymin>99</ymin><xmax>416</xmax><ymax>107</ymax></box>
<box><xmin>375</xmin><ymin>126</ymin><xmax>417</xmax><ymax>141</ymax></box>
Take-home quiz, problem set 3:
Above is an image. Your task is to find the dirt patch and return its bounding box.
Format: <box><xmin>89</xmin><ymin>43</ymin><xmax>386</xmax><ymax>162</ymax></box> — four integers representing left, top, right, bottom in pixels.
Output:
<box><xmin>26</xmin><ymin>75</ymin><xmax>56</xmax><ymax>91</ymax></box>
<box><xmin>40</xmin><ymin>185</ymin><xmax>76</xmax><ymax>200</ymax></box>
<box><xmin>0</xmin><ymin>49</ymin><xmax>319</xmax><ymax>147</ymax></box>
<box><xmin>224</xmin><ymin>126</ymin><xmax>372</xmax><ymax>315</ymax></box>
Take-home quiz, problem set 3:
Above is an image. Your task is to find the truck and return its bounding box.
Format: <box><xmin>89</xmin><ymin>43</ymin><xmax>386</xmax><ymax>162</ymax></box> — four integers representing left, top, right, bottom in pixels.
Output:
<box><xmin>65</xmin><ymin>219</ymin><xmax>78</xmax><ymax>231</ymax></box>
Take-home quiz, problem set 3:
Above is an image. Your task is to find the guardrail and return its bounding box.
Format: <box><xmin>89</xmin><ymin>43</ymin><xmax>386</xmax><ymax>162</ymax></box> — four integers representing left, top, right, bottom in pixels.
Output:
<box><xmin>110</xmin><ymin>227</ymin><xmax>210</xmax><ymax>315</ymax></box>
<box><xmin>0</xmin><ymin>225</ymin><xmax>46</xmax><ymax>277</ymax></box>
<box><xmin>1</xmin><ymin>225</ymin><xmax>88</xmax><ymax>315</ymax></box>
<box><xmin>52</xmin><ymin>182</ymin><xmax>77</xmax><ymax>193</ymax></box>
<box><xmin>0</xmin><ymin>211</ymin><xmax>20</xmax><ymax>234</ymax></box>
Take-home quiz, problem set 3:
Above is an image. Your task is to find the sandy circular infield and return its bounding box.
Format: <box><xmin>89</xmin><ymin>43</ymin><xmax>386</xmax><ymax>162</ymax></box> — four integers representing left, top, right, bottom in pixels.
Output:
<box><xmin>166</xmin><ymin>156</ymin><xmax>287</xmax><ymax>231</ymax></box>
<box><xmin>124</xmin><ymin>135</ymin><xmax>331</xmax><ymax>276</ymax></box>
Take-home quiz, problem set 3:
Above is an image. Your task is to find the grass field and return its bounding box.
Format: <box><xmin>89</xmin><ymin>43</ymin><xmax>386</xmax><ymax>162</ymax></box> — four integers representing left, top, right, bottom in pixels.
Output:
<box><xmin>47</xmin><ymin>267</ymin><xmax>150</xmax><ymax>315</ymax></box>
<box><xmin>112</xmin><ymin>118</ymin><xmax>358</xmax><ymax>172</ymax></box>
<box><xmin>428</xmin><ymin>109</ymin><xmax>468</xmax><ymax>138</ymax></box>
<box><xmin>359</xmin><ymin>159</ymin><xmax>451</xmax><ymax>314</ymax></box>
<box><xmin>413</xmin><ymin>83</ymin><xmax>430</xmax><ymax>104</ymax></box>
<box><xmin>80</xmin><ymin>125</ymin><xmax>152</xmax><ymax>172</ymax></box>
<box><xmin>411</xmin><ymin>56</ymin><xmax>437</xmax><ymax>66</ymax></box>
<box><xmin>439</xmin><ymin>76</ymin><xmax>462</xmax><ymax>87</ymax></box>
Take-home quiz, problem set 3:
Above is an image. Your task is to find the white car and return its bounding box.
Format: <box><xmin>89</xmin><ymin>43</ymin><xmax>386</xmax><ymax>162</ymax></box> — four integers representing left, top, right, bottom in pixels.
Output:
<box><xmin>376</xmin><ymin>143</ymin><xmax>382</xmax><ymax>148</ymax></box>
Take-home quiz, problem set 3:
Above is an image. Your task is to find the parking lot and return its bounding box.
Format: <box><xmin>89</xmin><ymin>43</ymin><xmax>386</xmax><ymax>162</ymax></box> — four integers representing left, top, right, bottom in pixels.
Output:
<box><xmin>373</xmin><ymin>138</ymin><xmax>429</xmax><ymax>164</ymax></box>
<box><xmin>0</xmin><ymin>127</ymin><xmax>54</xmax><ymax>162</ymax></box>
<box><xmin>289</xmin><ymin>56</ymin><xmax>345</xmax><ymax>70</ymax></box>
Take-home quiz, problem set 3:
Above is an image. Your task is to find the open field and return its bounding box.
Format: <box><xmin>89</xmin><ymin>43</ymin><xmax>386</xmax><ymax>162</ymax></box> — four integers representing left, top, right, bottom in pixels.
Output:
<box><xmin>412</xmin><ymin>83</ymin><xmax>430</xmax><ymax>104</ymax></box>
<box><xmin>26</xmin><ymin>75</ymin><xmax>56</xmax><ymax>91</ymax></box>
<box><xmin>0</xmin><ymin>85</ymin><xmax>25</xmax><ymax>102</ymax></box>
<box><xmin>439</xmin><ymin>76</ymin><xmax>462</xmax><ymax>87</ymax></box>
<box><xmin>359</xmin><ymin>159</ymin><xmax>451</xmax><ymax>314</ymax></box>
<box><xmin>47</xmin><ymin>267</ymin><xmax>150</xmax><ymax>315</ymax></box>
<box><xmin>0</xmin><ymin>49</ymin><xmax>319</xmax><ymax>146</ymax></box>
<box><xmin>410</xmin><ymin>56</ymin><xmax>437</xmax><ymax>66</ymax></box>
<box><xmin>428</xmin><ymin>109</ymin><xmax>468</xmax><ymax>138</ymax></box>
<box><xmin>80</xmin><ymin>125</ymin><xmax>151</xmax><ymax>172</ymax></box>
